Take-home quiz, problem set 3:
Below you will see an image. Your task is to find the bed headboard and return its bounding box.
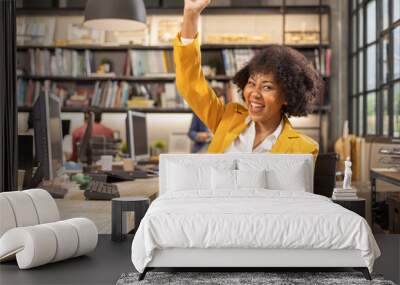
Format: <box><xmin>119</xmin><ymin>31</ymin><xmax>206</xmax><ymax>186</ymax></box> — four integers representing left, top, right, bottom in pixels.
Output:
<box><xmin>159</xmin><ymin>153</ymin><xmax>314</xmax><ymax>196</ymax></box>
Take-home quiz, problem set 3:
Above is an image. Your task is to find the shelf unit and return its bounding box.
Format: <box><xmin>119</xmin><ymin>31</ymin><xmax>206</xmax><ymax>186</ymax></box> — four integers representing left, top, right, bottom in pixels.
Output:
<box><xmin>17</xmin><ymin>106</ymin><xmax>192</xmax><ymax>113</ymax></box>
<box><xmin>16</xmin><ymin>75</ymin><xmax>233</xmax><ymax>82</ymax></box>
<box><xmin>16</xmin><ymin>43</ymin><xmax>331</xmax><ymax>51</ymax></box>
<box><xmin>16</xmin><ymin>1</ymin><xmax>332</xmax><ymax>150</ymax></box>
<box><xmin>17</xmin><ymin>104</ymin><xmax>330</xmax><ymax>114</ymax></box>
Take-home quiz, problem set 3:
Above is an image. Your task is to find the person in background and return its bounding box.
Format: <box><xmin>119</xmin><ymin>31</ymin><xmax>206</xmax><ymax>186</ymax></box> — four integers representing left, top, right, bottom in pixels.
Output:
<box><xmin>188</xmin><ymin>84</ymin><xmax>225</xmax><ymax>153</ymax></box>
<box><xmin>188</xmin><ymin>113</ymin><xmax>211</xmax><ymax>153</ymax></box>
<box><xmin>70</xmin><ymin>109</ymin><xmax>113</xmax><ymax>162</ymax></box>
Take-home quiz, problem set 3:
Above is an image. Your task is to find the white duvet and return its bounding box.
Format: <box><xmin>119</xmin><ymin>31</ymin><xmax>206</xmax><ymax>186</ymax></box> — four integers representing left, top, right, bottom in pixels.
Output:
<box><xmin>131</xmin><ymin>190</ymin><xmax>380</xmax><ymax>273</ymax></box>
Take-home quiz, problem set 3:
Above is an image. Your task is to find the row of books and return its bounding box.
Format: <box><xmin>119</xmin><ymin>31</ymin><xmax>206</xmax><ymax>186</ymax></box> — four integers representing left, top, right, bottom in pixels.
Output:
<box><xmin>221</xmin><ymin>47</ymin><xmax>331</xmax><ymax>78</ymax></box>
<box><xmin>17</xmin><ymin>80</ymin><xmax>187</xmax><ymax>109</ymax></box>
<box><xmin>17</xmin><ymin>20</ymin><xmax>56</xmax><ymax>46</ymax></box>
<box><xmin>314</xmin><ymin>48</ymin><xmax>331</xmax><ymax>77</ymax></box>
<box><xmin>332</xmin><ymin>188</ymin><xmax>358</xmax><ymax>200</ymax></box>
<box><xmin>124</xmin><ymin>50</ymin><xmax>175</xmax><ymax>76</ymax></box>
<box><xmin>22</xmin><ymin>47</ymin><xmax>331</xmax><ymax>78</ymax></box>
<box><xmin>27</xmin><ymin>48</ymin><xmax>94</xmax><ymax>77</ymax></box>
<box><xmin>24</xmin><ymin>48</ymin><xmax>175</xmax><ymax>77</ymax></box>
<box><xmin>17</xmin><ymin>80</ymin><xmax>67</xmax><ymax>107</ymax></box>
<box><xmin>222</xmin><ymin>49</ymin><xmax>255</xmax><ymax>76</ymax></box>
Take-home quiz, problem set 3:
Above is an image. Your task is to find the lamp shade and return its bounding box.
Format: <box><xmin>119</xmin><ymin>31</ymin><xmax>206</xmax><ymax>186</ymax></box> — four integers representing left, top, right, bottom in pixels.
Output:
<box><xmin>84</xmin><ymin>0</ymin><xmax>147</xmax><ymax>31</ymax></box>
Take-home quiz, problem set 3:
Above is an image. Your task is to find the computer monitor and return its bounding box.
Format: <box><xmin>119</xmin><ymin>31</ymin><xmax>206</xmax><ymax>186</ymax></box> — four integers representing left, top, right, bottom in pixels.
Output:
<box><xmin>30</xmin><ymin>92</ymin><xmax>64</xmax><ymax>187</ymax></box>
<box><xmin>126</xmin><ymin>111</ymin><xmax>149</xmax><ymax>161</ymax></box>
<box><xmin>61</xmin><ymin>119</ymin><xmax>71</xmax><ymax>138</ymax></box>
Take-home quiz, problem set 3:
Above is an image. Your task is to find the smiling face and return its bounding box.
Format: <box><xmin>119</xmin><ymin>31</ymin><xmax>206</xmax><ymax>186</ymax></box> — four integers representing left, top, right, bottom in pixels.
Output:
<box><xmin>243</xmin><ymin>72</ymin><xmax>286</xmax><ymax>124</ymax></box>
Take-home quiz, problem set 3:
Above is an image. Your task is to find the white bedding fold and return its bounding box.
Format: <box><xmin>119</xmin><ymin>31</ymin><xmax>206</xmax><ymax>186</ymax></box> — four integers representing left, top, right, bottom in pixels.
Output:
<box><xmin>131</xmin><ymin>190</ymin><xmax>380</xmax><ymax>273</ymax></box>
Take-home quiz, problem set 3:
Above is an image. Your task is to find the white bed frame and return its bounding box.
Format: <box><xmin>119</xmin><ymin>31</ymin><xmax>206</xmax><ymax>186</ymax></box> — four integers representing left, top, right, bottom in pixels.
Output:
<box><xmin>142</xmin><ymin>248</ymin><xmax>370</xmax><ymax>280</ymax></box>
<box><xmin>139</xmin><ymin>154</ymin><xmax>371</xmax><ymax>281</ymax></box>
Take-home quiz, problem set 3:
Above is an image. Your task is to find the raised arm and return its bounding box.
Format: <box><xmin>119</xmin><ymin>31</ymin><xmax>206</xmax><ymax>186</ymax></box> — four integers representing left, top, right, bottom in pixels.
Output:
<box><xmin>174</xmin><ymin>0</ymin><xmax>225</xmax><ymax>134</ymax></box>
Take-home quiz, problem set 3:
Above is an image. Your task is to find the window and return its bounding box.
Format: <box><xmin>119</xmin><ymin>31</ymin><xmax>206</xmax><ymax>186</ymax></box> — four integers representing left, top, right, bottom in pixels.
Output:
<box><xmin>393</xmin><ymin>0</ymin><xmax>400</xmax><ymax>23</ymax></box>
<box><xmin>350</xmin><ymin>0</ymin><xmax>399</xmax><ymax>137</ymax></box>
<box><xmin>382</xmin><ymin>89</ymin><xmax>389</xmax><ymax>135</ymax></box>
<box><xmin>358</xmin><ymin>8</ymin><xmax>363</xmax><ymax>48</ymax></box>
<box><xmin>395</xmin><ymin>83</ymin><xmax>400</xmax><ymax>137</ymax></box>
<box><xmin>352</xmin><ymin>14</ymin><xmax>357</xmax><ymax>52</ymax></box>
<box><xmin>382</xmin><ymin>34</ymin><xmax>389</xmax><ymax>83</ymax></box>
<box><xmin>352</xmin><ymin>57</ymin><xmax>357</xmax><ymax>94</ymax></box>
<box><xmin>382</xmin><ymin>0</ymin><xmax>389</xmax><ymax>30</ymax></box>
<box><xmin>366</xmin><ymin>1</ymin><xmax>376</xmax><ymax>44</ymax></box>
<box><xmin>394</xmin><ymin>27</ymin><xmax>400</xmax><ymax>79</ymax></box>
<box><xmin>359</xmin><ymin>51</ymin><xmax>364</xmax><ymax>92</ymax></box>
<box><xmin>367</xmin><ymin>44</ymin><xmax>376</xmax><ymax>90</ymax></box>
<box><xmin>367</xmin><ymin>92</ymin><xmax>376</xmax><ymax>134</ymax></box>
<box><xmin>359</xmin><ymin>95</ymin><xmax>364</xmax><ymax>135</ymax></box>
<box><xmin>352</xmin><ymin>97</ymin><xmax>358</xmax><ymax>132</ymax></box>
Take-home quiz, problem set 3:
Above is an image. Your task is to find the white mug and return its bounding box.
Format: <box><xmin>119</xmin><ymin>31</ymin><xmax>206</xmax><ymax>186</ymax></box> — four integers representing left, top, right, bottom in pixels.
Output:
<box><xmin>100</xmin><ymin>155</ymin><xmax>113</xmax><ymax>171</ymax></box>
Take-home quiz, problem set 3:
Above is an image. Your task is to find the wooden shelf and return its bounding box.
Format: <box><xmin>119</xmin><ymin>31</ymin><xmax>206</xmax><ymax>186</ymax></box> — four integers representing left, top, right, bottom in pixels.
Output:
<box><xmin>18</xmin><ymin>105</ymin><xmax>331</xmax><ymax>114</ymax></box>
<box><xmin>17</xmin><ymin>43</ymin><xmax>331</xmax><ymax>51</ymax></box>
<box><xmin>17</xmin><ymin>75</ymin><xmax>233</xmax><ymax>82</ymax></box>
<box><xmin>16</xmin><ymin>6</ymin><xmax>331</xmax><ymax>16</ymax></box>
<box><xmin>18</xmin><ymin>106</ymin><xmax>192</xmax><ymax>114</ymax></box>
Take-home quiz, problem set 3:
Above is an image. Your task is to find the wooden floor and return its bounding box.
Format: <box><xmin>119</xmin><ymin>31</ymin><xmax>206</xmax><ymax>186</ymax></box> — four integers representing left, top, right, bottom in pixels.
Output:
<box><xmin>1</xmin><ymin>235</ymin><xmax>399</xmax><ymax>285</ymax></box>
<box><xmin>0</xmin><ymin>235</ymin><xmax>134</xmax><ymax>285</ymax></box>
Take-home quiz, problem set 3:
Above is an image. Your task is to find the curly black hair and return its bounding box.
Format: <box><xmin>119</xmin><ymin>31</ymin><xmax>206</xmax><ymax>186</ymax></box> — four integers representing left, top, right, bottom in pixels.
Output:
<box><xmin>232</xmin><ymin>45</ymin><xmax>323</xmax><ymax>117</ymax></box>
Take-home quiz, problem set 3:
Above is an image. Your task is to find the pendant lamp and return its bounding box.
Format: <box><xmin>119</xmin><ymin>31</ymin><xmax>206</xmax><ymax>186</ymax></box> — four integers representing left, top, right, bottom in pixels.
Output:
<box><xmin>84</xmin><ymin>0</ymin><xmax>147</xmax><ymax>31</ymax></box>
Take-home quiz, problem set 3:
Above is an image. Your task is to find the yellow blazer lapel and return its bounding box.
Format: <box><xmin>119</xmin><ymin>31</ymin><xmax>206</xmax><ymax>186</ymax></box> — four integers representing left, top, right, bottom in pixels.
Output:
<box><xmin>271</xmin><ymin>117</ymin><xmax>299</xmax><ymax>153</ymax></box>
<box><xmin>218</xmin><ymin>104</ymin><xmax>248</xmax><ymax>152</ymax></box>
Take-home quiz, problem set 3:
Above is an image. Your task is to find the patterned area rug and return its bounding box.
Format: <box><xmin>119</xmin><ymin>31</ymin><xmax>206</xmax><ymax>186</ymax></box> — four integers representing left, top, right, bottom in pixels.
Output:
<box><xmin>116</xmin><ymin>271</ymin><xmax>395</xmax><ymax>285</ymax></box>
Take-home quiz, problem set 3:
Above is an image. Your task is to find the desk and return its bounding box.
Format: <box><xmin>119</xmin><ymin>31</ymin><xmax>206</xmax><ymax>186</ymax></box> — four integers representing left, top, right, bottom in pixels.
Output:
<box><xmin>370</xmin><ymin>169</ymin><xmax>400</xmax><ymax>227</ymax></box>
<box><xmin>64</xmin><ymin>177</ymin><xmax>159</xmax><ymax>201</ymax></box>
<box><xmin>56</xmin><ymin>178</ymin><xmax>159</xmax><ymax>234</ymax></box>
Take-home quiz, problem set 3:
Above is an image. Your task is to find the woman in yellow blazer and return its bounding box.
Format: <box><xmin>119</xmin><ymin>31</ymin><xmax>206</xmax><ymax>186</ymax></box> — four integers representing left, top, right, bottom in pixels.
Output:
<box><xmin>175</xmin><ymin>0</ymin><xmax>321</xmax><ymax>160</ymax></box>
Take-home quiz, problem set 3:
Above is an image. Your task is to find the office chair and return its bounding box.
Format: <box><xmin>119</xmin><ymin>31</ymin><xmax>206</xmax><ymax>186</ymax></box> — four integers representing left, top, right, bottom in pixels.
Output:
<box><xmin>313</xmin><ymin>153</ymin><xmax>339</xmax><ymax>197</ymax></box>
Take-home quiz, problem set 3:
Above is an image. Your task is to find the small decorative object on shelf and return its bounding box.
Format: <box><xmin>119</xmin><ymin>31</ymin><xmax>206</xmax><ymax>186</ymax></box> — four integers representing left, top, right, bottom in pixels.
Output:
<box><xmin>343</xmin><ymin>157</ymin><xmax>352</xmax><ymax>190</ymax></box>
<box><xmin>332</xmin><ymin>157</ymin><xmax>359</xmax><ymax>200</ymax></box>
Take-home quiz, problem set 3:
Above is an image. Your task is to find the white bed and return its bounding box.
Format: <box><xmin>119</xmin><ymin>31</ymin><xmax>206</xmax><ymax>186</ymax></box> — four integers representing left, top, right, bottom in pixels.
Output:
<box><xmin>131</xmin><ymin>154</ymin><xmax>380</xmax><ymax>280</ymax></box>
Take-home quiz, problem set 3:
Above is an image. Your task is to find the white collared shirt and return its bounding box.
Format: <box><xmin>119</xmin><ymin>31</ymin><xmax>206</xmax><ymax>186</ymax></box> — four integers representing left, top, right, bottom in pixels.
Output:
<box><xmin>224</xmin><ymin>117</ymin><xmax>284</xmax><ymax>153</ymax></box>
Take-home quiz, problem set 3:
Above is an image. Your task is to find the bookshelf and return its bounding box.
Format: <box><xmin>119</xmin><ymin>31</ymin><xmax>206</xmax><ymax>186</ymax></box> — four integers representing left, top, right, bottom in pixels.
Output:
<box><xmin>16</xmin><ymin>43</ymin><xmax>330</xmax><ymax>51</ymax></box>
<box><xmin>16</xmin><ymin>2</ymin><xmax>332</xmax><ymax>150</ymax></box>
<box><xmin>17</xmin><ymin>75</ymin><xmax>233</xmax><ymax>82</ymax></box>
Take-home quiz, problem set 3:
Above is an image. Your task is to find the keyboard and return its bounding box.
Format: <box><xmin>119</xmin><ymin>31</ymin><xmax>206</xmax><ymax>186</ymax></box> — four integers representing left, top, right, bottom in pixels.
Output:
<box><xmin>84</xmin><ymin>180</ymin><xmax>120</xmax><ymax>200</ymax></box>
<box><xmin>105</xmin><ymin>170</ymin><xmax>156</xmax><ymax>181</ymax></box>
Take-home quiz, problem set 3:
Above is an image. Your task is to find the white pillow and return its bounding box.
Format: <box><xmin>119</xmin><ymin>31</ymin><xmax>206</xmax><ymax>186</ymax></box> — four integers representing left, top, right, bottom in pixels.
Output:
<box><xmin>265</xmin><ymin>164</ymin><xmax>307</xmax><ymax>191</ymax></box>
<box><xmin>236</xmin><ymin>169</ymin><xmax>267</xmax><ymax>189</ymax></box>
<box><xmin>167</xmin><ymin>162</ymin><xmax>211</xmax><ymax>191</ymax></box>
<box><xmin>237</xmin><ymin>158</ymin><xmax>310</xmax><ymax>192</ymax></box>
<box><xmin>211</xmin><ymin>168</ymin><xmax>236</xmax><ymax>190</ymax></box>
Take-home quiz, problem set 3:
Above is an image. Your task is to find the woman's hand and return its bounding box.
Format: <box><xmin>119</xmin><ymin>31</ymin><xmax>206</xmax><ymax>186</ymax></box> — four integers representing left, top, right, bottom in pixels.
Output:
<box><xmin>184</xmin><ymin>0</ymin><xmax>210</xmax><ymax>16</ymax></box>
<box><xmin>181</xmin><ymin>0</ymin><xmax>210</xmax><ymax>38</ymax></box>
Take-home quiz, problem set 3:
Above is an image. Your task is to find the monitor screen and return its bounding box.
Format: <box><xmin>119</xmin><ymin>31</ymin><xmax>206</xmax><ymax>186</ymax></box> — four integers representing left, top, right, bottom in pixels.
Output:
<box><xmin>126</xmin><ymin>111</ymin><xmax>149</xmax><ymax>160</ymax></box>
<box><xmin>32</xmin><ymin>92</ymin><xmax>64</xmax><ymax>184</ymax></box>
<box><xmin>48</xmin><ymin>95</ymin><xmax>64</xmax><ymax>177</ymax></box>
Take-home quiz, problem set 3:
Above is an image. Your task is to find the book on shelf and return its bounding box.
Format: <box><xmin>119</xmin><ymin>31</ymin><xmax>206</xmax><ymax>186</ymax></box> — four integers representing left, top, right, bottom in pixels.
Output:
<box><xmin>126</xmin><ymin>50</ymin><xmax>175</xmax><ymax>77</ymax></box>
<box><xmin>17</xmin><ymin>18</ymin><xmax>56</xmax><ymax>46</ymax></box>
<box><xmin>222</xmin><ymin>49</ymin><xmax>254</xmax><ymax>76</ymax></box>
<box><xmin>27</xmin><ymin>48</ymin><xmax>90</xmax><ymax>77</ymax></box>
<box><xmin>313</xmin><ymin>48</ymin><xmax>331</xmax><ymax>77</ymax></box>
<box><xmin>332</xmin><ymin>188</ymin><xmax>358</xmax><ymax>200</ymax></box>
<box><xmin>17</xmin><ymin>80</ymin><xmax>67</xmax><ymax>107</ymax></box>
<box><xmin>67</xmin><ymin>23</ymin><xmax>105</xmax><ymax>45</ymax></box>
<box><xmin>149</xmin><ymin>16</ymin><xmax>184</xmax><ymax>45</ymax></box>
